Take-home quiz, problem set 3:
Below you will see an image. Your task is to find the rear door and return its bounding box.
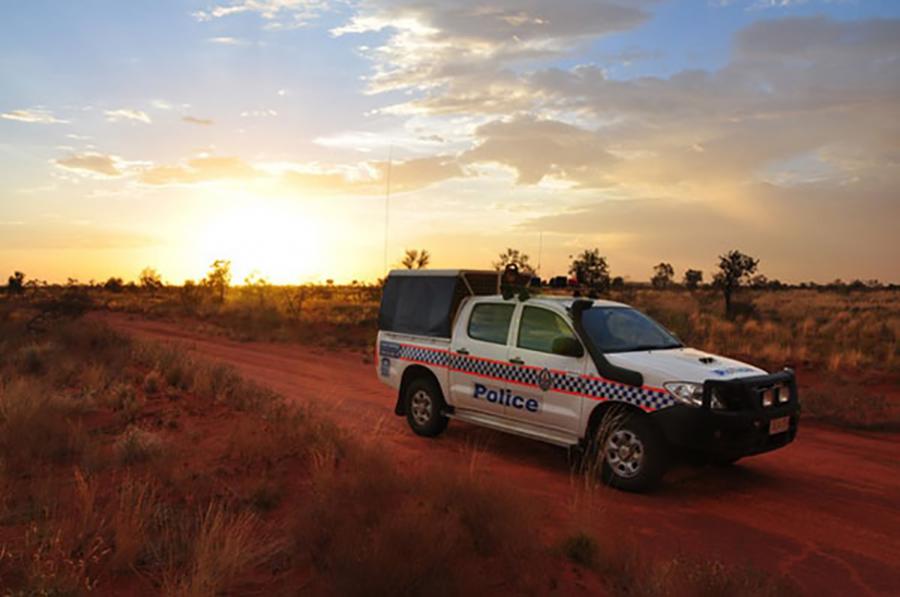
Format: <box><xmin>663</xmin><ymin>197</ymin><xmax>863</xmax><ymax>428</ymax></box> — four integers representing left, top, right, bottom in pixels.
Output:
<box><xmin>448</xmin><ymin>301</ymin><xmax>515</xmax><ymax>417</ymax></box>
<box><xmin>506</xmin><ymin>305</ymin><xmax>587</xmax><ymax>434</ymax></box>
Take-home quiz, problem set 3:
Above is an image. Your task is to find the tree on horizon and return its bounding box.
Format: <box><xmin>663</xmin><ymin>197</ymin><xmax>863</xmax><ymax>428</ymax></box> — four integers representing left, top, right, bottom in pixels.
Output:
<box><xmin>493</xmin><ymin>248</ymin><xmax>534</xmax><ymax>275</ymax></box>
<box><xmin>569</xmin><ymin>249</ymin><xmax>610</xmax><ymax>292</ymax></box>
<box><xmin>683</xmin><ymin>269</ymin><xmax>703</xmax><ymax>290</ymax></box>
<box><xmin>203</xmin><ymin>260</ymin><xmax>232</xmax><ymax>303</ymax></box>
<box><xmin>713</xmin><ymin>250</ymin><xmax>759</xmax><ymax>316</ymax></box>
<box><xmin>651</xmin><ymin>262</ymin><xmax>675</xmax><ymax>289</ymax></box>
<box><xmin>6</xmin><ymin>271</ymin><xmax>25</xmax><ymax>295</ymax></box>
<box><xmin>401</xmin><ymin>249</ymin><xmax>431</xmax><ymax>269</ymax></box>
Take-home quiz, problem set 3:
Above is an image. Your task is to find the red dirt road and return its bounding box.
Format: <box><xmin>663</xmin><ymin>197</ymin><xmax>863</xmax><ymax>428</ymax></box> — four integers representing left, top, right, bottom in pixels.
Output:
<box><xmin>101</xmin><ymin>313</ymin><xmax>900</xmax><ymax>596</ymax></box>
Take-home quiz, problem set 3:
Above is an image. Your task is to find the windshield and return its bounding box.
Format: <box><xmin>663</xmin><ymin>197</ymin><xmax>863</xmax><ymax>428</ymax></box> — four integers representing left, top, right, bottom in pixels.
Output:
<box><xmin>580</xmin><ymin>307</ymin><xmax>682</xmax><ymax>353</ymax></box>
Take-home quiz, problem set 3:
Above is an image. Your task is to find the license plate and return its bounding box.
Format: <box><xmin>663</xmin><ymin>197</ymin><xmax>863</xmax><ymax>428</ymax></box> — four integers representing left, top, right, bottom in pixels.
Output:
<box><xmin>769</xmin><ymin>416</ymin><xmax>790</xmax><ymax>435</ymax></box>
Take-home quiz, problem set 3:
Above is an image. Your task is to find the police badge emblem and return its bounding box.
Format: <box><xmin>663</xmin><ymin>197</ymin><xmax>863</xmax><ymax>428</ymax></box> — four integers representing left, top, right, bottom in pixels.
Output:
<box><xmin>538</xmin><ymin>368</ymin><xmax>552</xmax><ymax>392</ymax></box>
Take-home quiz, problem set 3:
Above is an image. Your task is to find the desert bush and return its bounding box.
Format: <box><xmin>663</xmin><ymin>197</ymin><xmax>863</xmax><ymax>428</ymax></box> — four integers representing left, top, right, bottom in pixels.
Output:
<box><xmin>0</xmin><ymin>380</ymin><xmax>86</xmax><ymax>470</ymax></box>
<box><xmin>17</xmin><ymin>343</ymin><xmax>51</xmax><ymax>375</ymax></box>
<box><xmin>14</xmin><ymin>469</ymin><xmax>111</xmax><ymax>594</ymax></box>
<box><xmin>95</xmin><ymin>382</ymin><xmax>146</xmax><ymax>425</ymax></box>
<box><xmin>191</xmin><ymin>362</ymin><xmax>241</xmax><ymax>402</ymax></box>
<box><xmin>79</xmin><ymin>362</ymin><xmax>111</xmax><ymax>397</ymax></box>
<box><xmin>20</xmin><ymin>521</ymin><xmax>108</xmax><ymax>594</ymax></box>
<box><xmin>562</xmin><ymin>531</ymin><xmax>599</xmax><ymax>568</ymax></box>
<box><xmin>115</xmin><ymin>426</ymin><xmax>166</xmax><ymax>465</ymax></box>
<box><xmin>163</xmin><ymin>502</ymin><xmax>284</xmax><ymax>597</ymax></box>
<box><xmin>111</xmin><ymin>475</ymin><xmax>160</xmax><ymax>572</ymax></box>
<box><xmin>143</xmin><ymin>369</ymin><xmax>165</xmax><ymax>396</ymax></box>
<box><xmin>26</xmin><ymin>285</ymin><xmax>93</xmax><ymax>332</ymax></box>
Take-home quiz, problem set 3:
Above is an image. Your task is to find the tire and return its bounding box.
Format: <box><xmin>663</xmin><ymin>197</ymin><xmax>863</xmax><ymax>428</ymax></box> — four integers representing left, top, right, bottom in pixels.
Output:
<box><xmin>404</xmin><ymin>377</ymin><xmax>449</xmax><ymax>437</ymax></box>
<box><xmin>596</xmin><ymin>413</ymin><xmax>668</xmax><ymax>492</ymax></box>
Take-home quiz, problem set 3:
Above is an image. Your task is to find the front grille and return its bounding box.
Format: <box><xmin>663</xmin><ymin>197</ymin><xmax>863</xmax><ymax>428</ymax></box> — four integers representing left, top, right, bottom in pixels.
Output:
<box><xmin>704</xmin><ymin>371</ymin><xmax>797</xmax><ymax>412</ymax></box>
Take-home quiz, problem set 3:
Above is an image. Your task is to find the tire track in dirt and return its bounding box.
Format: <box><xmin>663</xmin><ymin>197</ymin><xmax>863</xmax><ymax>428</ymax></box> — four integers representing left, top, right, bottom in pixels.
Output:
<box><xmin>98</xmin><ymin>313</ymin><xmax>900</xmax><ymax>596</ymax></box>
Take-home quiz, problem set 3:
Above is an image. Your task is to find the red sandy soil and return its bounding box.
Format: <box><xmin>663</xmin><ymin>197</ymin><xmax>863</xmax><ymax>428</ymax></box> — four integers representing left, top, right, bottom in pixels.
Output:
<box><xmin>97</xmin><ymin>313</ymin><xmax>900</xmax><ymax>596</ymax></box>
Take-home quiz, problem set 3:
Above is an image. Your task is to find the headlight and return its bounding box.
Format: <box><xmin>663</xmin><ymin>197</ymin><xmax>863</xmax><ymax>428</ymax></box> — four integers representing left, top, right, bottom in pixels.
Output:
<box><xmin>664</xmin><ymin>382</ymin><xmax>704</xmax><ymax>407</ymax></box>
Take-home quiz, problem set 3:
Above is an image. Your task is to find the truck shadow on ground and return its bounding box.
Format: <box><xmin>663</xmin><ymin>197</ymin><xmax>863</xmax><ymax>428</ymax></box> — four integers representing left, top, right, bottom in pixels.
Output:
<box><xmin>424</xmin><ymin>418</ymin><xmax>791</xmax><ymax>499</ymax></box>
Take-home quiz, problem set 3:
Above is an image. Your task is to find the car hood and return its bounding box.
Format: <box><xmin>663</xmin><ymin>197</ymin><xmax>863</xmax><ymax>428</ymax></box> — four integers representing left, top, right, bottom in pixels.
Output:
<box><xmin>605</xmin><ymin>347</ymin><xmax>766</xmax><ymax>386</ymax></box>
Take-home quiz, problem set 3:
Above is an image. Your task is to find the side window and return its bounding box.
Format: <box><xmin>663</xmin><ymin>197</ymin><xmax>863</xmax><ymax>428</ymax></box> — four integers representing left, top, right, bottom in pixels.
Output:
<box><xmin>467</xmin><ymin>304</ymin><xmax>515</xmax><ymax>345</ymax></box>
<box><xmin>517</xmin><ymin>307</ymin><xmax>577</xmax><ymax>354</ymax></box>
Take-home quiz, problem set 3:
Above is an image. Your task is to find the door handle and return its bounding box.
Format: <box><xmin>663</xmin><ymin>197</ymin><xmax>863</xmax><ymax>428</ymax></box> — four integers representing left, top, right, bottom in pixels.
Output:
<box><xmin>509</xmin><ymin>357</ymin><xmax>525</xmax><ymax>365</ymax></box>
<box><xmin>456</xmin><ymin>348</ymin><xmax>469</xmax><ymax>355</ymax></box>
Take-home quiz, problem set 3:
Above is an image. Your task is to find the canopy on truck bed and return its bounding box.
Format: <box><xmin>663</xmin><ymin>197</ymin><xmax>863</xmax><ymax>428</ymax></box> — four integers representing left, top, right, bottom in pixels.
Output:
<box><xmin>378</xmin><ymin>269</ymin><xmax>499</xmax><ymax>338</ymax></box>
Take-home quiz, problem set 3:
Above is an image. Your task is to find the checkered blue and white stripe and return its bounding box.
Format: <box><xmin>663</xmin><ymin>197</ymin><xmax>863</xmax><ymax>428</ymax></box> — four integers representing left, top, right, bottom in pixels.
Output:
<box><xmin>397</xmin><ymin>344</ymin><xmax>451</xmax><ymax>367</ymax></box>
<box><xmin>580</xmin><ymin>377</ymin><xmax>673</xmax><ymax>410</ymax></box>
<box><xmin>395</xmin><ymin>343</ymin><xmax>675</xmax><ymax>411</ymax></box>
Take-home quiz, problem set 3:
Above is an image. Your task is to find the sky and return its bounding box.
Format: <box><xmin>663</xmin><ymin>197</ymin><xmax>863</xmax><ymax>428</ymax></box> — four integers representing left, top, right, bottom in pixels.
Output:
<box><xmin>2</xmin><ymin>0</ymin><xmax>899</xmax><ymax>285</ymax></box>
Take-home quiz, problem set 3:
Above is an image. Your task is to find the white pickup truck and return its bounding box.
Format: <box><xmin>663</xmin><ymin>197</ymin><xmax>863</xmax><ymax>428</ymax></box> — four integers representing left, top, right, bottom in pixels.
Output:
<box><xmin>376</xmin><ymin>269</ymin><xmax>799</xmax><ymax>491</ymax></box>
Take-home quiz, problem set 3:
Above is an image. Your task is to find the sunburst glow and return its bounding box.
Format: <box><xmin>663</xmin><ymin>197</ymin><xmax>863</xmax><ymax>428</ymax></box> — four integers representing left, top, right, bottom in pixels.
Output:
<box><xmin>195</xmin><ymin>201</ymin><xmax>326</xmax><ymax>284</ymax></box>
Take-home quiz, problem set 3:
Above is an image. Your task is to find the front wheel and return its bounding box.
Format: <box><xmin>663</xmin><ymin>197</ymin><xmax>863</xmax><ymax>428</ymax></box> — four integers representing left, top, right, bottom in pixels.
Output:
<box><xmin>404</xmin><ymin>377</ymin><xmax>449</xmax><ymax>437</ymax></box>
<box><xmin>597</xmin><ymin>414</ymin><xmax>668</xmax><ymax>492</ymax></box>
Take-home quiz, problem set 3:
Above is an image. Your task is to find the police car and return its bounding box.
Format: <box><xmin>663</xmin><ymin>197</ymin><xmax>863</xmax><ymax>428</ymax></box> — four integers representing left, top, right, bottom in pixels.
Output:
<box><xmin>376</xmin><ymin>269</ymin><xmax>800</xmax><ymax>491</ymax></box>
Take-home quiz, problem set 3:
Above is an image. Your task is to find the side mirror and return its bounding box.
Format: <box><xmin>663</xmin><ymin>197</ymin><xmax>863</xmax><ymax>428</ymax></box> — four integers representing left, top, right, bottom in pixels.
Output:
<box><xmin>551</xmin><ymin>336</ymin><xmax>584</xmax><ymax>358</ymax></box>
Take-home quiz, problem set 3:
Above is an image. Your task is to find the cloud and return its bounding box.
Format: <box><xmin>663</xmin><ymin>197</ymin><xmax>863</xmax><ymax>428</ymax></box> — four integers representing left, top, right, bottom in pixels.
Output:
<box><xmin>333</xmin><ymin>0</ymin><xmax>651</xmax><ymax>113</ymax></box>
<box><xmin>282</xmin><ymin>155</ymin><xmax>464</xmax><ymax>194</ymax></box>
<box><xmin>1</xmin><ymin>108</ymin><xmax>67</xmax><ymax>124</ymax></box>
<box><xmin>105</xmin><ymin>108</ymin><xmax>152</xmax><ymax>124</ymax></box>
<box><xmin>207</xmin><ymin>36</ymin><xmax>250</xmax><ymax>45</ymax></box>
<box><xmin>240</xmin><ymin>109</ymin><xmax>278</xmax><ymax>118</ymax></box>
<box><xmin>463</xmin><ymin>116</ymin><xmax>617</xmax><ymax>186</ymax></box>
<box><xmin>182</xmin><ymin>116</ymin><xmax>214</xmax><ymax>126</ymax></box>
<box><xmin>192</xmin><ymin>0</ymin><xmax>330</xmax><ymax>28</ymax></box>
<box><xmin>55</xmin><ymin>153</ymin><xmax>123</xmax><ymax>177</ymax></box>
<box><xmin>138</xmin><ymin>156</ymin><xmax>257</xmax><ymax>185</ymax></box>
<box><xmin>395</xmin><ymin>16</ymin><xmax>897</xmax><ymax>193</ymax></box>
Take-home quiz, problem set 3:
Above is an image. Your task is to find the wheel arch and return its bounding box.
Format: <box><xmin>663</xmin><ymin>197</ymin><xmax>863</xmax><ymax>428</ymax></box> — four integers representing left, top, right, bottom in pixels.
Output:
<box><xmin>583</xmin><ymin>400</ymin><xmax>653</xmax><ymax>444</ymax></box>
<box><xmin>395</xmin><ymin>364</ymin><xmax>444</xmax><ymax>416</ymax></box>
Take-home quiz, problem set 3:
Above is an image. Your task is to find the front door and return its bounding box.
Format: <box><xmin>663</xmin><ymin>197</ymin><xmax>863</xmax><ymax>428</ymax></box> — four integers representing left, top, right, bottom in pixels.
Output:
<box><xmin>506</xmin><ymin>305</ymin><xmax>587</xmax><ymax>434</ymax></box>
<box><xmin>449</xmin><ymin>301</ymin><xmax>516</xmax><ymax>417</ymax></box>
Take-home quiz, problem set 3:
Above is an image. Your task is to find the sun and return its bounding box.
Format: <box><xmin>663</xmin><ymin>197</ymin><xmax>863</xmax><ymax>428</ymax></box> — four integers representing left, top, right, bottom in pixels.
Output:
<box><xmin>195</xmin><ymin>200</ymin><xmax>326</xmax><ymax>284</ymax></box>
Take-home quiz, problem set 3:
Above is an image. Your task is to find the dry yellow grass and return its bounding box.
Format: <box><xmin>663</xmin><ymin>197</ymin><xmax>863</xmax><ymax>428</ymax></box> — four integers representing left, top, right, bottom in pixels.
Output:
<box><xmin>163</xmin><ymin>503</ymin><xmax>283</xmax><ymax>597</ymax></box>
<box><xmin>611</xmin><ymin>288</ymin><xmax>898</xmax><ymax>373</ymax></box>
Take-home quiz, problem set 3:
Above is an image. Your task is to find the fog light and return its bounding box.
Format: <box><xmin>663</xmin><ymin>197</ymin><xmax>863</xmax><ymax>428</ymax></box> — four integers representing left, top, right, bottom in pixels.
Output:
<box><xmin>777</xmin><ymin>386</ymin><xmax>790</xmax><ymax>403</ymax></box>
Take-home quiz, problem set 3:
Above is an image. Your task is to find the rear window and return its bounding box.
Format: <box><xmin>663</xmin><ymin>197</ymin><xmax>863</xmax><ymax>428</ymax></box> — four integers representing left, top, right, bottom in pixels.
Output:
<box><xmin>378</xmin><ymin>275</ymin><xmax>463</xmax><ymax>338</ymax></box>
<box><xmin>468</xmin><ymin>303</ymin><xmax>514</xmax><ymax>345</ymax></box>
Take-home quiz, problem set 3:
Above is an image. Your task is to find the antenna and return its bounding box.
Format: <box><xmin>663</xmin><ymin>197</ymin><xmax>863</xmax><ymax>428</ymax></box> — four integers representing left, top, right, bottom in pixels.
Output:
<box><xmin>537</xmin><ymin>231</ymin><xmax>543</xmax><ymax>276</ymax></box>
<box><xmin>383</xmin><ymin>144</ymin><xmax>393</xmax><ymax>274</ymax></box>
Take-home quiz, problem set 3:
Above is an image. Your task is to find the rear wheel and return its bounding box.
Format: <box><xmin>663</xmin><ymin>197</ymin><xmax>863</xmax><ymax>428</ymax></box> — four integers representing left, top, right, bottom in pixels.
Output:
<box><xmin>404</xmin><ymin>377</ymin><xmax>449</xmax><ymax>437</ymax></box>
<box><xmin>596</xmin><ymin>413</ymin><xmax>667</xmax><ymax>492</ymax></box>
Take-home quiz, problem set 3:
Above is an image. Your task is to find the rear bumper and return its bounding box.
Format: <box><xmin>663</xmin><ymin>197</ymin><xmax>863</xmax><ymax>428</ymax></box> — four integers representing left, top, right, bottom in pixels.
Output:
<box><xmin>651</xmin><ymin>370</ymin><xmax>800</xmax><ymax>460</ymax></box>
